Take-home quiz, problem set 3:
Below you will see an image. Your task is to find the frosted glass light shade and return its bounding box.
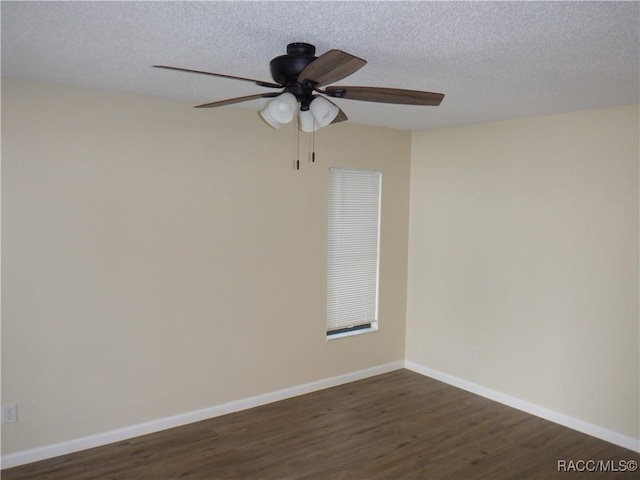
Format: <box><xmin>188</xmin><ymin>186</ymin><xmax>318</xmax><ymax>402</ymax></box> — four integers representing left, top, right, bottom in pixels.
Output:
<box><xmin>309</xmin><ymin>96</ymin><xmax>339</xmax><ymax>127</ymax></box>
<box><xmin>259</xmin><ymin>93</ymin><xmax>298</xmax><ymax>129</ymax></box>
<box><xmin>259</xmin><ymin>105</ymin><xmax>282</xmax><ymax>129</ymax></box>
<box><xmin>299</xmin><ymin>109</ymin><xmax>318</xmax><ymax>133</ymax></box>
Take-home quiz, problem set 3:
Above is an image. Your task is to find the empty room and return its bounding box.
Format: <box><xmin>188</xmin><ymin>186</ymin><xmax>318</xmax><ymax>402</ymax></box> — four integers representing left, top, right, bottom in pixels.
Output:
<box><xmin>1</xmin><ymin>1</ymin><xmax>639</xmax><ymax>479</ymax></box>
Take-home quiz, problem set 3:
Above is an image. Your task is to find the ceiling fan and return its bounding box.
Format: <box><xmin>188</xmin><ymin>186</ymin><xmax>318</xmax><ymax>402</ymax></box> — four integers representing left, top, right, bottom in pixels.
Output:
<box><xmin>154</xmin><ymin>42</ymin><xmax>444</xmax><ymax>132</ymax></box>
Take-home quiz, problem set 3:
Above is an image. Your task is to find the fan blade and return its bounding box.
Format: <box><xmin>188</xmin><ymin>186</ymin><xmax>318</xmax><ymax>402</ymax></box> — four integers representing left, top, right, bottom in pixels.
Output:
<box><xmin>298</xmin><ymin>50</ymin><xmax>366</xmax><ymax>87</ymax></box>
<box><xmin>324</xmin><ymin>86</ymin><xmax>444</xmax><ymax>106</ymax></box>
<box><xmin>194</xmin><ymin>92</ymin><xmax>282</xmax><ymax>108</ymax></box>
<box><xmin>153</xmin><ymin>65</ymin><xmax>282</xmax><ymax>89</ymax></box>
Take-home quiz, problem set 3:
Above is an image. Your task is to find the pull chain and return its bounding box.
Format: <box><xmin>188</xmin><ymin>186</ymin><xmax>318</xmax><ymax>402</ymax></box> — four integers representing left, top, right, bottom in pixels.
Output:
<box><xmin>311</xmin><ymin>120</ymin><xmax>316</xmax><ymax>163</ymax></box>
<box><xmin>293</xmin><ymin>112</ymin><xmax>300</xmax><ymax>171</ymax></box>
<box><xmin>296</xmin><ymin>120</ymin><xmax>300</xmax><ymax>171</ymax></box>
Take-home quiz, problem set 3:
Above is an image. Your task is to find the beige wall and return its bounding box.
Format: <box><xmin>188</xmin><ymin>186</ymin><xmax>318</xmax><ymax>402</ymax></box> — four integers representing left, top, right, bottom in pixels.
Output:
<box><xmin>3</xmin><ymin>77</ymin><xmax>638</xmax><ymax>457</ymax></box>
<box><xmin>1</xmin><ymin>79</ymin><xmax>410</xmax><ymax>453</ymax></box>
<box><xmin>406</xmin><ymin>105</ymin><xmax>639</xmax><ymax>439</ymax></box>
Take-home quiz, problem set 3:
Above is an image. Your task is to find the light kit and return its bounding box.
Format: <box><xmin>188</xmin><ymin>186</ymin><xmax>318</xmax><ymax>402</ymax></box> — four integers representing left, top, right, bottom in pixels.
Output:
<box><xmin>260</xmin><ymin>94</ymin><xmax>338</xmax><ymax>131</ymax></box>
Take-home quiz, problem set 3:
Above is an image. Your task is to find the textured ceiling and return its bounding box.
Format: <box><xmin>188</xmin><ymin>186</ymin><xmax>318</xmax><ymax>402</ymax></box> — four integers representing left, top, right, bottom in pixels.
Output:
<box><xmin>1</xmin><ymin>1</ymin><xmax>639</xmax><ymax>131</ymax></box>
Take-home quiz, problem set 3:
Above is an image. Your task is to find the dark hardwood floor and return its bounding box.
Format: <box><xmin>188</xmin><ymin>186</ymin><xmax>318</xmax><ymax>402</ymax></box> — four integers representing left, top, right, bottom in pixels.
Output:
<box><xmin>3</xmin><ymin>369</ymin><xmax>639</xmax><ymax>479</ymax></box>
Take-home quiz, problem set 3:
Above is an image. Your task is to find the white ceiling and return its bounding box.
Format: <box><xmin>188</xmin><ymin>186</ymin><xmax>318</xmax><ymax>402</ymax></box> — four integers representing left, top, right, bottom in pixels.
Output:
<box><xmin>2</xmin><ymin>1</ymin><xmax>638</xmax><ymax>131</ymax></box>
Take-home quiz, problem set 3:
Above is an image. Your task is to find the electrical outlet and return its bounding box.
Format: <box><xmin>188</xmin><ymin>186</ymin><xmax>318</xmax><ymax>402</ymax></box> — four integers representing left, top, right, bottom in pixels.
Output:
<box><xmin>470</xmin><ymin>347</ymin><xmax>479</xmax><ymax>361</ymax></box>
<box><xmin>2</xmin><ymin>404</ymin><xmax>18</xmax><ymax>424</ymax></box>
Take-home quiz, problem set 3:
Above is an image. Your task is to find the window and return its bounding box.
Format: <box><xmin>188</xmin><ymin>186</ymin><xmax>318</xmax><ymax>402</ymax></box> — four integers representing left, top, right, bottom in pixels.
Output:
<box><xmin>327</xmin><ymin>168</ymin><xmax>382</xmax><ymax>338</ymax></box>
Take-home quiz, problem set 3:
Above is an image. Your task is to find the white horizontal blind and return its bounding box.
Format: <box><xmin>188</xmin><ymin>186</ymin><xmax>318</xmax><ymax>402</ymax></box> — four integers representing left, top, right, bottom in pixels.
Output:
<box><xmin>327</xmin><ymin>168</ymin><xmax>381</xmax><ymax>334</ymax></box>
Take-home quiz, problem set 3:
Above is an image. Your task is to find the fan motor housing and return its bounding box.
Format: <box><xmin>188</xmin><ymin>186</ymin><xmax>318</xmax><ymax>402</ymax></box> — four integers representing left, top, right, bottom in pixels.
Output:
<box><xmin>269</xmin><ymin>42</ymin><xmax>317</xmax><ymax>86</ymax></box>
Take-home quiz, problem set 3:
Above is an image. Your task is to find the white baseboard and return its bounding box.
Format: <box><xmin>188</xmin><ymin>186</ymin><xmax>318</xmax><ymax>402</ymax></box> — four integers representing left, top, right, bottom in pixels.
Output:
<box><xmin>1</xmin><ymin>361</ymin><xmax>404</xmax><ymax>469</ymax></box>
<box><xmin>404</xmin><ymin>360</ymin><xmax>640</xmax><ymax>453</ymax></box>
<box><xmin>5</xmin><ymin>359</ymin><xmax>635</xmax><ymax>469</ymax></box>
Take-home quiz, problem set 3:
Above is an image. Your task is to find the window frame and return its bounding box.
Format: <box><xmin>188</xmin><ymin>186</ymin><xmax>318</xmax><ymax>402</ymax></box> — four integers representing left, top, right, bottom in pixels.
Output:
<box><xmin>326</xmin><ymin>167</ymin><xmax>382</xmax><ymax>339</ymax></box>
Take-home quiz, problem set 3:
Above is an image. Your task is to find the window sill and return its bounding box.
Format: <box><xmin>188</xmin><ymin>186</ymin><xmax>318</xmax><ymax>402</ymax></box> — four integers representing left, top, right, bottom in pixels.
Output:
<box><xmin>326</xmin><ymin>325</ymin><xmax>378</xmax><ymax>340</ymax></box>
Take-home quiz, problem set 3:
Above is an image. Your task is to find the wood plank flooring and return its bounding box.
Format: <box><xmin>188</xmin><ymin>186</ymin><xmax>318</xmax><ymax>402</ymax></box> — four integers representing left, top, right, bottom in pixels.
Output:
<box><xmin>3</xmin><ymin>369</ymin><xmax>639</xmax><ymax>479</ymax></box>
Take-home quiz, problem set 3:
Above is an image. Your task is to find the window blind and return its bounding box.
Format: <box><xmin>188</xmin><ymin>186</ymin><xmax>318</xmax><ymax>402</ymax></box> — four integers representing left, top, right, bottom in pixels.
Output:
<box><xmin>327</xmin><ymin>168</ymin><xmax>381</xmax><ymax>335</ymax></box>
